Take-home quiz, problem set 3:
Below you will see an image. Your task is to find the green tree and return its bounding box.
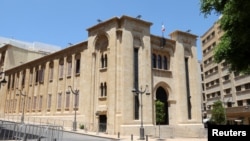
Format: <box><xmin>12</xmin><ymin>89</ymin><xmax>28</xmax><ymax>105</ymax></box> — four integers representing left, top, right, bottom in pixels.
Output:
<box><xmin>155</xmin><ymin>100</ymin><xmax>165</xmax><ymax>138</ymax></box>
<box><xmin>211</xmin><ymin>100</ymin><xmax>226</xmax><ymax>125</ymax></box>
<box><xmin>200</xmin><ymin>0</ymin><xmax>250</xmax><ymax>74</ymax></box>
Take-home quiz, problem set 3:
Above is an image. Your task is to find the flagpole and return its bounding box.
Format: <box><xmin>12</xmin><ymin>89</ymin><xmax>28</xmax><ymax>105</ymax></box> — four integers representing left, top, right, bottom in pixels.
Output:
<box><xmin>161</xmin><ymin>24</ymin><xmax>165</xmax><ymax>47</ymax></box>
<box><xmin>162</xmin><ymin>26</ymin><xmax>164</xmax><ymax>38</ymax></box>
<box><xmin>161</xmin><ymin>23</ymin><xmax>165</xmax><ymax>37</ymax></box>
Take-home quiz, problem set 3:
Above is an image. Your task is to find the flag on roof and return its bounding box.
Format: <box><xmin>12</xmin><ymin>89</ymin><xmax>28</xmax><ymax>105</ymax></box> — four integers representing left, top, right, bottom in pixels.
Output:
<box><xmin>161</xmin><ymin>24</ymin><xmax>165</xmax><ymax>32</ymax></box>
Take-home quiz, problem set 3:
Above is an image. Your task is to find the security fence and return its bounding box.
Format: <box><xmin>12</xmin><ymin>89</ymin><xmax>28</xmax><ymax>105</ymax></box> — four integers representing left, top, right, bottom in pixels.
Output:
<box><xmin>0</xmin><ymin>120</ymin><xmax>63</xmax><ymax>141</ymax></box>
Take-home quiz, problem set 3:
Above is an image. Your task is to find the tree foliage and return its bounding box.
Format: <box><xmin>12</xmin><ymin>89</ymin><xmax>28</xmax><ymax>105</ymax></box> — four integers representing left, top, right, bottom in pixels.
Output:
<box><xmin>200</xmin><ymin>0</ymin><xmax>250</xmax><ymax>74</ymax></box>
<box><xmin>211</xmin><ymin>100</ymin><xmax>226</xmax><ymax>125</ymax></box>
<box><xmin>155</xmin><ymin>100</ymin><xmax>165</xmax><ymax>139</ymax></box>
<box><xmin>155</xmin><ymin>100</ymin><xmax>165</xmax><ymax>125</ymax></box>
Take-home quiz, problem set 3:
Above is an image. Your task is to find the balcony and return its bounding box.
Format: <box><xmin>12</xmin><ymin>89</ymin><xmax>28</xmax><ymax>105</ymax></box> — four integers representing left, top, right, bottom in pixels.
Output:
<box><xmin>226</xmin><ymin>106</ymin><xmax>250</xmax><ymax>114</ymax></box>
<box><xmin>152</xmin><ymin>68</ymin><xmax>172</xmax><ymax>78</ymax></box>
<box><xmin>206</xmin><ymin>106</ymin><xmax>250</xmax><ymax>115</ymax></box>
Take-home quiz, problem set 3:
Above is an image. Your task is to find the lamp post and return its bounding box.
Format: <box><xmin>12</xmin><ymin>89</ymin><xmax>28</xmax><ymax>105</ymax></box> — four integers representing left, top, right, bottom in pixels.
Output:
<box><xmin>66</xmin><ymin>85</ymin><xmax>79</xmax><ymax>131</ymax></box>
<box><xmin>16</xmin><ymin>88</ymin><xmax>26</xmax><ymax>123</ymax></box>
<box><xmin>0</xmin><ymin>72</ymin><xmax>7</xmax><ymax>88</ymax></box>
<box><xmin>132</xmin><ymin>85</ymin><xmax>150</xmax><ymax>140</ymax></box>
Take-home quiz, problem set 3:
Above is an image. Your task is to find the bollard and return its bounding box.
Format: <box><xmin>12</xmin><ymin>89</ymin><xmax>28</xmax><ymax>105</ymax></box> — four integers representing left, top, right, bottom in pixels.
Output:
<box><xmin>118</xmin><ymin>132</ymin><xmax>120</xmax><ymax>138</ymax></box>
<box><xmin>146</xmin><ymin>135</ymin><xmax>148</xmax><ymax>141</ymax></box>
<box><xmin>131</xmin><ymin>134</ymin><xmax>133</xmax><ymax>141</ymax></box>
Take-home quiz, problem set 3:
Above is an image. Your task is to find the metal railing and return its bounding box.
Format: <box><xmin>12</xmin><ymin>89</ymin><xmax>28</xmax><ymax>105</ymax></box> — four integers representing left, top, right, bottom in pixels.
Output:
<box><xmin>0</xmin><ymin>114</ymin><xmax>111</xmax><ymax>134</ymax></box>
<box><xmin>0</xmin><ymin>120</ymin><xmax>63</xmax><ymax>141</ymax></box>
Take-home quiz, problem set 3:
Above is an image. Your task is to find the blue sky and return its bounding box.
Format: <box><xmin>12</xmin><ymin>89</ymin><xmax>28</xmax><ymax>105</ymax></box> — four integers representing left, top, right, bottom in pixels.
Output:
<box><xmin>0</xmin><ymin>0</ymin><xmax>219</xmax><ymax>60</ymax></box>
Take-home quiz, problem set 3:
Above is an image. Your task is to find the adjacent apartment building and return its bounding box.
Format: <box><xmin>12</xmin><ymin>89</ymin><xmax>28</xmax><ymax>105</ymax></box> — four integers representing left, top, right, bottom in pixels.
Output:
<box><xmin>201</xmin><ymin>20</ymin><xmax>250</xmax><ymax>125</ymax></box>
<box><xmin>0</xmin><ymin>15</ymin><xmax>203</xmax><ymax>137</ymax></box>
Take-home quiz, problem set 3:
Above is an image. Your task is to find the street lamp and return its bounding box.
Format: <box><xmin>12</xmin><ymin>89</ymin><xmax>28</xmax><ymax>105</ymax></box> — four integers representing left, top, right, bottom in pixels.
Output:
<box><xmin>16</xmin><ymin>88</ymin><xmax>26</xmax><ymax>123</ymax></box>
<box><xmin>132</xmin><ymin>85</ymin><xmax>150</xmax><ymax>140</ymax></box>
<box><xmin>66</xmin><ymin>85</ymin><xmax>79</xmax><ymax>131</ymax></box>
<box><xmin>0</xmin><ymin>72</ymin><xmax>7</xmax><ymax>88</ymax></box>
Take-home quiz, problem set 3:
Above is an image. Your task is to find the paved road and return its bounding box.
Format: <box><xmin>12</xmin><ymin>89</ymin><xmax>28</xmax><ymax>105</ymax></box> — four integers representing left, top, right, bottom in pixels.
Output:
<box><xmin>62</xmin><ymin>131</ymin><xmax>115</xmax><ymax>141</ymax></box>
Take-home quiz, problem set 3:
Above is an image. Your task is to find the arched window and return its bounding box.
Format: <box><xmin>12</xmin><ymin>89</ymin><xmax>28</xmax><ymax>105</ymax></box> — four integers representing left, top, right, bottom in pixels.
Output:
<box><xmin>21</xmin><ymin>70</ymin><xmax>26</xmax><ymax>86</ymax></box>
<box><xmin>39</xmin><ymin>65</ymin><xmax>45</xmax><ymax>83</ymax></box>
<box><xmin>158</xmin><ymin>55</ymin><xmax>162</xmax><ymax>69</ymax></box>
<box><xmin>100</xmin><ymin>82</ymin><xmax>107</xmax><ymax>97</ymax></box>
<box><xmin>163</xmin><ymin>56</ymin><xmax>168</xmax><ymax>70</ymax></box>
<box><xmin>101</xmin><ymin>54</ymin><xmax>105</xmax><ymax>68</ymax></box>
<box><xmin>100</xmin><ymin>83</ymin><xmax>104</xmax><ymax>97</ymax></box>
<box><xmin>75</xmin><ymin>54</ymin><xmax>81</xmax><ymax>74</ymax></box>
<box><xmin>59</xmin><ymin>59</ymin><xmax>64</xmax><ymax>79</ymax></box>
<box><xmin>7</xmin><ymin>74</ymin><xmax>11</xmax><ymax>89</ymax></box>
<box><xmin>104</xmin><ymin>82</ymin><xmax>107</xmax><ymax>97</ymax></box>
<box><xmin>11</xmin><ymin>74</ymin><xmax>15</xmax><ymax>88</ymax></box>
<box><xmin>65</xmin><ymin>92</ymin><xmax>70</xmax><ymax>109</ymax></box>
<box><xmin>104</xmin><ymin>54</ymin><xmax>108</xmax><ymax>67</ymax></box>
<box><xmin>29</xmin><ymin>69</ymin><xmax>33</xmax><ymax>86</ymax></box>
<box><xmin>57</xmin><ymin>93</ymin><xmax>62</xmax><ymax>110</ymax></box>
<box><xmin>49</xmin><ymin>62</ymin><xmax>54</xmax><ymax>81</ymax></box>
<box><xmin>152</xmin><ymin>54</ymin><xmax>157</xmax><ymax>68</ymax></box>
<box><xmin>35</xmin><ymin>67</ymin><xmax>39</xmax><ymax>83</ymax></box>
<box><xmin>101</xmin><ymin>54</ymin><xmax>108</xmax><ymax>68</ymax></box>
<box><xmin>67</xmin><ymin>57</ymin><xmax>72</xmax><ymax>76</ymax></box>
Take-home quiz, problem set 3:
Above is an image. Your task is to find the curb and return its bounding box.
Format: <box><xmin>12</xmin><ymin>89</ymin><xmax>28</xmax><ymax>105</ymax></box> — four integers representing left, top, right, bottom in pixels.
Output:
<box><xmin>63</xmin><ymin>129</ymin><xmax>121</xmax><ymax>140</ymax></box>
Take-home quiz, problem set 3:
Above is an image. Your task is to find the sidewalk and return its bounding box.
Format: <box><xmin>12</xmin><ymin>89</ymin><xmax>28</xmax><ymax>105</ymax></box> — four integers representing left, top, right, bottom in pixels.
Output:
<box><xmin>64</xmin><ymin>128</ymin><xmax>208</xmax><ymax>141</ymax></box>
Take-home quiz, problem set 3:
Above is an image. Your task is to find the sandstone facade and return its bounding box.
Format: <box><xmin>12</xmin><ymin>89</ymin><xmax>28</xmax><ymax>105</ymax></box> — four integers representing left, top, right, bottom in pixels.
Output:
<box><xmin>0</xmin><ymin>15</ymin><xmax>203</xmax><ymax>137</ymax></box>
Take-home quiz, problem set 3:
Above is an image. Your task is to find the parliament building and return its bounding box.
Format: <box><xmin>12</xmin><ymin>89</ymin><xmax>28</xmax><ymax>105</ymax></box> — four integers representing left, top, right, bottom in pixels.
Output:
<box><xmin>0</xmin><ymin>15</ymin><xmax>203</xmax><ymax>137</ymax></box>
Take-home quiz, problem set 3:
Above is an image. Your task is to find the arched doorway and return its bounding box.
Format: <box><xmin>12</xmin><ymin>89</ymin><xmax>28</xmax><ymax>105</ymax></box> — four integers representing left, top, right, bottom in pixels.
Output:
<box><xmin>156</xmin><ymin>86</ymin><xmax>169</xmax><ymax>125</ymax></box>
